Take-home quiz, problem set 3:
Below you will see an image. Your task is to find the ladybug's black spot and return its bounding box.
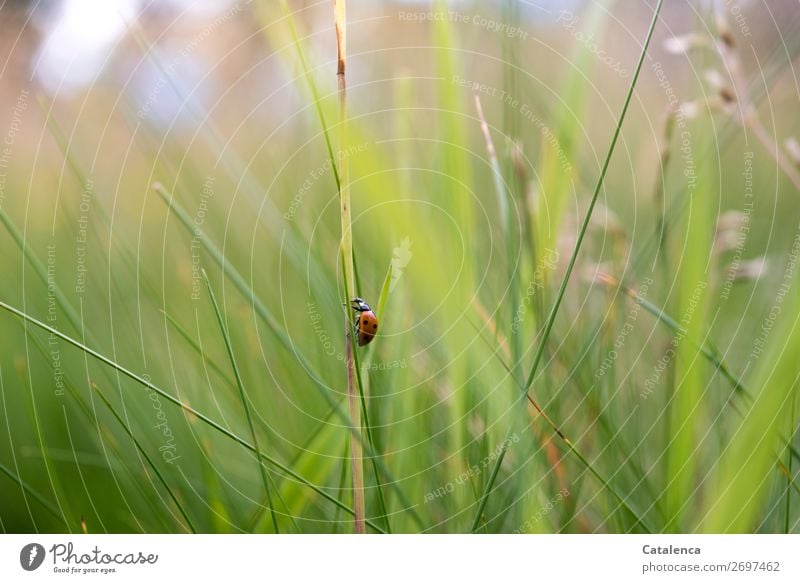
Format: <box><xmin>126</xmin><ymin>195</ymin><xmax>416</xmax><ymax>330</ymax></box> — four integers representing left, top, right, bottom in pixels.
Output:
<box><xmin>372</xmin><ymin>324</ymin><xmax>377</xmax><ymax>329</ymax></box>
<box><xmin>362</xmin><ymin>317</ymin><xmax>368</xmax><ymax>324</ymax></box>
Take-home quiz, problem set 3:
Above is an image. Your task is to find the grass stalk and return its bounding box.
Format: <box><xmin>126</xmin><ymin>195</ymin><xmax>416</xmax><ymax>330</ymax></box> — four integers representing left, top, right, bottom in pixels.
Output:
<box><xmin>277</xmin><ymin>0</ymin><xmax>341</xmax><ymax>192</ymax></box>
<box><xmin>160</xmin><ymin>310</ymin><xmax>236</xmax><ymax>390</ymax></box>
<box><xmin>786</xmin><ymin>392</ymin><xmax>797</xmax><ymax>533</ymax></box>
<box><xmin>0</xmin><ymin>367</ymin><xmax>68</xmax><ymax>528</ymax></box>
<box><xmin>269</xmin><ymin>1</ymin><xmax>363</xmax><ymax>291</ymax></box>
<box><xmin>202</xmin><ymin>269</ymin><xmax>279</xmax><ymax>533</ymax></box>
<box><xmin>651</xmin><ymin>107</ymin><xmax>676</xmax><ymax>278</ymax></box>
<box><xmin>0</xmin><ymin>297</ymin><xmax>385</xmax><ymax>533</ymax></box>
<box><xmin>522</xmin><ymin>0</ymin><xmax>662</xmax><ymax>394</ymax></box>
<box><xmin>333</xmin><ymin>0</ymin><xmax>365</xmax><ymax>535</ymax></box>
<box><xmin>350</xmin><ymin>330</ymin><xmax>390</xmax><ymax>532</ymax></box>
<box><xmin>596</xmin><ymin>273</ymin><xmax>800</xmax><ymax>468</ymax></box>
<box><xmin>350</xmin><ymin>263</ymin><xmax>395</xmax><ymax>532</ymax></box>
<box><xmin>470</xmin><ymin>0</ymin><xmax>664</xmax><ymax>533</ymax></box>
<box><xmin>332</xmin><ymin>434</ymin><xmax>351</xmax><ymax>533</ymax></box>
<box><xmin>91</xmin><ymin>382</ymin><xmax>196</xmax><ymax>533</ymax></box>
<box><xmin>153</xmin><ymin>183</ymin><xmax>422</xmax><ymax>529</ymax></box>
<box><xmin>0</xmin><ymin>208</ymin><xmax>87</xmax><ymax>342</ymax></box>
<box><xmin>473</xmin><ymin>94</ymin><xmax>521</xmax><ymax>387</ymax></box>
<box><xmin>597</xmin><ymin>274</ymin><xmax>746</xmax><ymax>394</ymax></box>
<box><xmin>21</xmin><ymin>329</ymin><xmax>174</xmax><ymax>532</ymax></box>
<box><xmin>14</xmin><ymin>363</ymin><xmax>77</xmax><ymax>532</ymax></box>
<box><xmin>630</xmin><ymin>19</ymin><xmax>800</xmax><ymax>281</ymax></box>
<box><xmin>0</xmin><ymin>461</ymin><xmax>67</xmax><ymax>528</ymax></box>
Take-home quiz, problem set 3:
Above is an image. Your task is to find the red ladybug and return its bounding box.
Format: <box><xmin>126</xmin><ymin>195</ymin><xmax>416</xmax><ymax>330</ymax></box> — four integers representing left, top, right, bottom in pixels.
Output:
<box><xmin>350</xmin><ymin>297</ymin><xmax>378</xmax><ymax>346</ymax></box>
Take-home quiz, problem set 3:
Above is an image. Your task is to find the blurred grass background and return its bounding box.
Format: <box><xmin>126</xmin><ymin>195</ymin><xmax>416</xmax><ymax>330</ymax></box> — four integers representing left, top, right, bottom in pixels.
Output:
<box><xmin>1</xmin><ymin>0</ymin><xmax>799</xmax><ymax>533</ymax></box>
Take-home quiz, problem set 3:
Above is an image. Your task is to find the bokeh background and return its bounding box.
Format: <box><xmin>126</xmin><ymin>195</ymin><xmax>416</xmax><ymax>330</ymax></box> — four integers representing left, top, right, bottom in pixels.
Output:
<box><xmin>1</xmin><ymin>0</ymin><xmax>799</xmax><ymax>533</ymax></box>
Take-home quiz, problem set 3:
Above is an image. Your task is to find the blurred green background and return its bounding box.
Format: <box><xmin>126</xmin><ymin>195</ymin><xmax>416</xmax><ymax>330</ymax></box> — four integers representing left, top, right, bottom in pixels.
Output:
<box><xmin>1</xmin><ymin>0</ymin><xmax>799</xmax><ymax>533</ymax></box>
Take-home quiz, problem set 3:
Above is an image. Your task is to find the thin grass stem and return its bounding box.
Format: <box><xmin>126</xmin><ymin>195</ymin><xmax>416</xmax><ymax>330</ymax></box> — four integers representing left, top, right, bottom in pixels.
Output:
<box><xmin>333</xmin><ymin>0</ymin><xmax>365</xmax><ymax>534</ymax></box>
<box><xmin>202</xmin><ymin>269</ymin><xmax>279</xmax><ymax>533</ymax></box>
<box><xmin>153</xmin><ymin>183</ymin><xmax>422</xmax><ymax>529</ymax></box>
<box><xmin>92</xmin><ymin>382</ymin><xmax>196</xmax><ymax>533</ymax></box>
<box><xmin>470</xmin><ymin>0</ymin><xmax>664</xmax><ymax>533</ymax></box>
<box><xmin>0</xmin><ymin>297</ymin><xmax>386</xmax><ymax>533</ymax></box>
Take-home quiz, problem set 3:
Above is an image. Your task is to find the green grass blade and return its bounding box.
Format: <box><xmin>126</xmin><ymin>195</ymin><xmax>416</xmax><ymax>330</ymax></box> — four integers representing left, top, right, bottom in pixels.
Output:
<box><xmin>160</xmin><ymin>309</ymin><xmax>236</xmax><ymax>390</ymax></box>
<box><xmin>471</xmin><ymin>0</ymin><xmax>665</xmax><ymax>533</ymax></box>
<box><xmin>92</xmin><ymin>383</ymin><xmax>196</xmax><ymax>533</ymax></box>
<box><xmin>0</xmin><ymin>461</ymin><xmax>68</xmax><ymax>528</ymax></box>
<box><xmin>600</xmin><ymin>274</ymin><xmax>800</xmax><ymax>470</ymax></box>
<box><xmin>272</xmin><ymin>0</ymin><xmax>341</xmax><ymax>192</ymax></box>
<box><xmin>0</xmin><ymin>297</ymin><xmax>385</xmax><ymax>533</ymax></box>
<box><xmin>0</xmin><ymin>208</ymin><xmax>85</xmax><ymax>339</ymax></box>
<box><xmin>522</xmin><ymin>0</ymin><xmax>663</xmax><ymax>393</ymax></box>
<box><xmin>202</xmin><ymin>269</ymin><xmax>280</xmax><ymax>533</ymax></box>
<box><xmin>348</xmin><ymin>262</ymin><xmax>391</xmax><ymax>533</ymax></box>
<box><xmin>0</xmin><ymin>366</ymin><xmax>68</xmax><ymax>529</ymax></box>
<box><xmin>700</xmin><ymin>293</ymin><xmax>800</xmax><ymax>532</ymax></box>
<box><xmin>154</xmin><ymin>182</ymin><xmax>422</xmax><ymax>530</ymax></box>
<box><xmin>786</xmin><ymin>393</ymin><xmax>797</xmax><ymax>532</ymax></box>
<box><xmin>474</xmin><ymin>94</ymin><xmax>521</xmax><ymax>387</ymax></box>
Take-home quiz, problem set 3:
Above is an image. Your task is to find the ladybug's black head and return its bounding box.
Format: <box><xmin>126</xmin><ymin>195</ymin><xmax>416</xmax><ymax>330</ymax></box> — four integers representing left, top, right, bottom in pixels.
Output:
<box><xmin>350</xmin><ymin>297</ymin><xmax>371</xmax><ymax>312</ymax></box>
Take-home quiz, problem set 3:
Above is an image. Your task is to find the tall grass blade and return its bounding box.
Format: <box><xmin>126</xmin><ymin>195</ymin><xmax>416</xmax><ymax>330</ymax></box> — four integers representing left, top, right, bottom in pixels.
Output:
<box><xmin>471</xmin><ymin>0</ymin><xmax>664</xmax><ymax>533</ymax></box>
<box><xmin>92</xmin><ymin>383</ymin><xmax>196</xmax><ymax>533</ymax></box>
<box><xmin>0</xmin><ymin>297</ymin><xmax>385</xmax><ymax>533</ymax></box>
<box><xmin>202</xmin><ymin>269</ymin><xmax>279</xmax><ymax>533</ymax></box>
<box><xmin>700</xmin><ymin>286</ymin><xmax>800</xmax><ymax>532</ymax></box>
<box><xmin>153</xmin><ymin>183</ymin><xmax>421</xmax><ymax>528</ymax></box>
<box><xmin>332</xmin><ymin>0</ymin><xmax>365</xmax><ymax>535</ymax></box>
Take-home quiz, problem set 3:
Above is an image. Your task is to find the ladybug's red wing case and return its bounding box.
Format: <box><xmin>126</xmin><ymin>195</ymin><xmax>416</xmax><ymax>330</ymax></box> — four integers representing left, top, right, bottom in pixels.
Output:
<box><xmin>356</xmin><ymin>312</ymin><xmax>378</xmax><ymax>346</ymax></box>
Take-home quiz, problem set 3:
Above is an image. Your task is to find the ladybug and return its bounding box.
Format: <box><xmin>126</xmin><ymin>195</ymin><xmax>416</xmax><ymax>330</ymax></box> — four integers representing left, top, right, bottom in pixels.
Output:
<box><xmin>350</xmin><ymin>297</ymin><xmax>378</xmax><ymax>346</ymax></box>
